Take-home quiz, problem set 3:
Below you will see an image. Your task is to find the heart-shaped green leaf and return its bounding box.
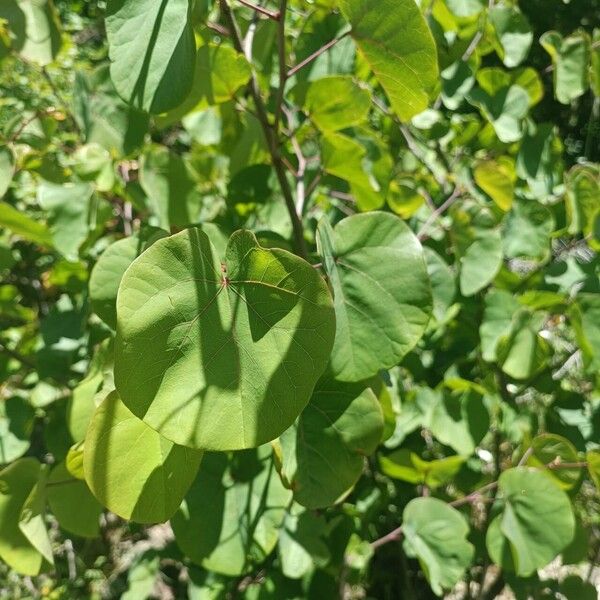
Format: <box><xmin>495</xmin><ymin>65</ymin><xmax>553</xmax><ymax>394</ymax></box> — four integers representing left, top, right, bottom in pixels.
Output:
<box><xmin>276</xmin><ymin>378</ymin><xmax>383</xmax><ymax>509</ymax></box>
<box><xmin>489</xmin><ymin>6</ymin><xmax>533</xmax><ymax>68</ymax></box>
<box><xmin>527</xmin><ymin>434</ymin><xmax>581</xmax><ymax>490</ymax></box>
<box><xmin>36</xmin><ymin>181</ymin><xmax>99</xmax><ymax>262</ymax></box>
<box><xmin>503</xmin><ymin>200</ymin><xmax>554</xmax><ymax>260</ymax></box>
<box><xmin>293</xmin><ymin>76</ymin><xmax>371</xmax><ymax>132</ymax></box>
<box><xmin>115</xmin><ymin>227</ymin><xmax>335</xmax><ymax>451</ymax></box>
<box><xmin>486</xmin><ymin>467</ymin><xmax>575</xmax><ymax>576</ymax></box>
<box><xmin>84</xmin><ymin>392</ymin><xmax>203</xmax><ymax>523</ymax></box>
<box><xmin>105</xmin><ymin>0</ymin><xmax>196</xmax><ymax>113</ymax></box>
<box><xmin>317</xmin><ymin>212</ymin><xmax>431</xmax><ymax>382</ymax></box>
<box><xmin>0</xmin><ymin>458</ymin><xmax>52</xmax><ymax>576</ymax></box>
<box><xmin>541</xmin><ymin>31</ymin><xmax>590</xmax><ymax>105</ymax></box>
<box><xmin>89</xmin><ymin>228</ymin><xmax>167</xmax><ymax>329</ymax></box>
<box><xmin>339</xmin><ymin>0</ymin><xmax>439</xmax><ymax>121</ymax></box>
<box><xmin>0</xmin><ymin>0</ymin><xmax>62</xmax><ymax>66</ymax></box>
<box><xmin>380</xmin><ymin>449</ymin><xmax>464</xmax><ymax>489</ymax></box>
<box><xmin>403</xmin><ymin>497</ymin><xmax>474</xmax><ymax>596</ymax></box>
<box><xmin>474</xmin><ymin>159</ymin><xmax>515</xmax><ymax>212</ymax></box>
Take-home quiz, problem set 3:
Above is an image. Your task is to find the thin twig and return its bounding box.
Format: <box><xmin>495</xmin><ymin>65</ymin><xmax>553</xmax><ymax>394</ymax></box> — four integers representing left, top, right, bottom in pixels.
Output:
<box><xmin>220</xmin><ymin>0</ymin><xmax>307</xmax><ymax>258</ymax></box>
<box><xmin>417</xmin><ymin>187</ymin><xmax>461</xmax><ymax>240</ymax></box>
<box><xmin>547</xmin><ymin>460</ymin><xmax>588</xmax><ymax>469</ymax></box>
<box><xmin>6</xmin><ymin>110</ymin><xmax>48</xmax><ymax>143</ymax></box>
<box><xmin>281</xmin><ymin>155</ymin><xmax>298</xmax><ymax>177</ymax></box>
<box><xmin>122</xmin><ymin>202</ymin><xmax>133</xmax><ymax>236</ymax></box>
<box><xmin>371</xmin><ymin>525</ymin><xmax>403</xmax><ymax>549</ymax></box>
<box><xmin>305</xmin><ymin>170</ymin><xmax>322</xmax><ymax>201</ymax></box>
<box><xmin>295</xmin><ymin>156</ymin><xmax>306</xmax><ymax>215</ymax></box>
<box><xmin>206</xmin><ymin>21</ymin><xmax>230</xmax><ymax>36</ymax></box>
<box><xmin>330</xmin><ymin>190</ymin><xmax>355</xmax><ymax>202</ymax></box>
<box><xmin>462</xmin><ymin>0</ymin><xmax>494</xmax><ymax>61</ymax></box>
<box><xmin>237</xmin><ymin>0</ymin><xmax>280</xmax><ymax>20</ymax></box>
<box><xmin>273</xmin><ymin>0</ymin><xmax>288</xmax><ymax>133</ymax></box>
<box><xmin>517</xmin><ymin>446</ymin><xmax>533</xmax><ymax>467</ymax></box>
<box><xmin>333</xmin><ymin>199</ymin><xmax>355</xmax><ymax>216</ymax></box>
<box><xmin>462</xmin><ymin>30</ymin><xmax>483</xmax><ymax>61</ymax></box>
<box><xmin>371</xmin><ymin>460</ymin><xmax>589</xmax><ymax>551</ymax></box>
<box><xmin>449</xmin><ymin>481</ymin><xmax>499</xmax><ymax>509</ymax></box>
<box><xmin>287</xmin><ymin>31</ymin><xmax>350</xmax><ymax>78</ymax></box>
<box><xmin>41</xmin><ymin>67</ymin><xmax>81</xmax><ymax>135</ymax></box>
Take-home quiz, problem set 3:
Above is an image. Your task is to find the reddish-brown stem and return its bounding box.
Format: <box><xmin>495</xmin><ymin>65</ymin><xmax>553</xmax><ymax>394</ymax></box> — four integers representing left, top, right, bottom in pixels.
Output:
<box><xmin>449</xmin><ymin>481</ymin><xmax>499</xmax><ymax>509</ymax></box>
<box><xmin>220</xmin><ymin>0</ymin><xmax>308</xmax><ymax>258</ymax></box>
<box><xmin>206</xmin><ymin>21</ymin><xmax>230</xmax><ymax>36</ymax></box>
<box><xmin>547</xmin><ymin>461</ymin><xmax>588</xmax><ymax>469</ymax></box>
<box><xmin>371</xmin><ymin>461</ymin><xmax>590</xmax><ymax>551</ymax></box>
<box><xmin>237</xmin><ymin>0</ymin><xmax>279</xmax><ymax>20</ymax></box>
<box><xmin>417</xmin><ymin>187</ymin><xmax>461</xmax><ymax>241</ymax></box>
<box><xmin>371</xmin><ymin>525</ymin><xmax>403</xmax><ymax>550</ymax></box>
<box><xmin>287</xmin><ymin>31</ymin><xmax>350</xmax><ymax>78</ymax></box>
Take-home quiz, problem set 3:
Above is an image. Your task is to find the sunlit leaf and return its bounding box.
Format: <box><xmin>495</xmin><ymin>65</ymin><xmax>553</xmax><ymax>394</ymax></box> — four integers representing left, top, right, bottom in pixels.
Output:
<box><xmin>36</xmin><ymin>181</ymin><xmax>97</xmax><ymax>261</ymax></box>
<box><xmin>276</xmin><ymin>378</ymin><xmax>383</xmax><ymax>509</ymax></box>
<box><xmin>159</xmin><ymin>43</ymin><xmax>251</xmax><ymax>126</ymax></box>
<box><xmin>496</xmin><ymin>310</ymin><xmax>552</xmax><ymax>380</ymax></box>
<box><xmin>474</xmin><ymin>158</ymin><xmax>515</xmax><ymax>211</ymax></box>
<box><xmin>380</xmin><ymin>449</ymin><xmax>464</xmax><ymax>489</ymax></box>
<box><xmin>115</xmin><ymin>228</ymin><xmax>335</xmax><ymax>451</ymax></box>
<box><xmin>403</xmin><ymin>498</ymin><xmax>474</xmax><ymax>596</ymax></box>
<box><xmin>89</xmin><ymin>228</ymin><xmax>167</xmax><ymax>329</ymax></box>
<box><xmin>503</xmin><ymin>199</ymin><xmax>554</xmax><ymax>260</ymax></box>
<box><xmin>105</xmin><ymin>0</ymin><xmax>196</xmax><ymax>113</ymax></box>
<box><xmin>84</xmin><ymin>392</ymin><xmax>203</xmax><ymax>523</ymax></box>
<box><xmin>480</xmin><ymin>289</ymin><xmax>519</xmax><ymax>362</ymax></box>
<box><xmin>0</xmin><ymin>459</ymin><xmax>52</xmax><ymax>575</ymax></box>
<box><xmin>0</xmin><ymin>202</ymin><xmax>53</xmax><ymax>247</ymax></box>
<box><xmin>339</xmin><ymin>0</ymin><xmax>439</xmax><ymax>121</ymax></box>
<box><xmin>139</xmin><ymin>145</ymin><xmax>203</xmax><ymax>229</ymax></box>
<box><xmin>317</xmin><ymin>212</ymin><xmax>431</xmax><ymax>381</ymax></box>
<box><xmin>489</xmin><ymin>6</ymin><xmax>533</xmax><ymax>68</ymax></box>
<box><xmin>486</xmin><ymin>467</ymin><xmax>575</xmax><ymax>577</ymax></box>
<box><xmin>294</xmin><ymin>76</ymin><xmax>371</xmax><ymax>132</ymax></box>
<box><xmin>0</xmin><ymin>397</ymin><xmax>34</xmax><ymax>465</ymax></box>
<box><xmin>541</xmin><ymin>30</ymin><xmax>590</xmax><ymax>104</ymax></box>
<box><xmin>277</xmin><ymin>508</ymin><xmax>330</xmax><ymax>579</ymax></box>
<box><xmin>424</xmin><ymin>248</ymin><xmax>456</xmax><ymax>322</ymax></box>
<box><xmin>0</xmin><ymin>147</ymin><xmax>14</xmax><ymax>198</ymax></box>
<box><xmin>0</xmin><ymin>0</ymin><xmax>61</xmax><ymax>65</ymax></box>
<box><xmin>527</xmin><ymin>433</ymin><xmax>581</xmax><ymax>490</ymax></box>
<box><xmin>468</xmin><ymin>85</ymin><xmax>529</xmax><ymax>142</ymax></box>
<box><xmin>459</xmin><ymin>230</ymin><xmax>503</xmax><ymax>296</ymax></box>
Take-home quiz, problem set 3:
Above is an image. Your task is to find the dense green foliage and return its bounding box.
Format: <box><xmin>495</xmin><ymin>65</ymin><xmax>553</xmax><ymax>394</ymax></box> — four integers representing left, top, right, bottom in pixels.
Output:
<box><xmin>0</xmin><ymin>0</ymin><xmax>599</xmax><ymax>598</ymax></box>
